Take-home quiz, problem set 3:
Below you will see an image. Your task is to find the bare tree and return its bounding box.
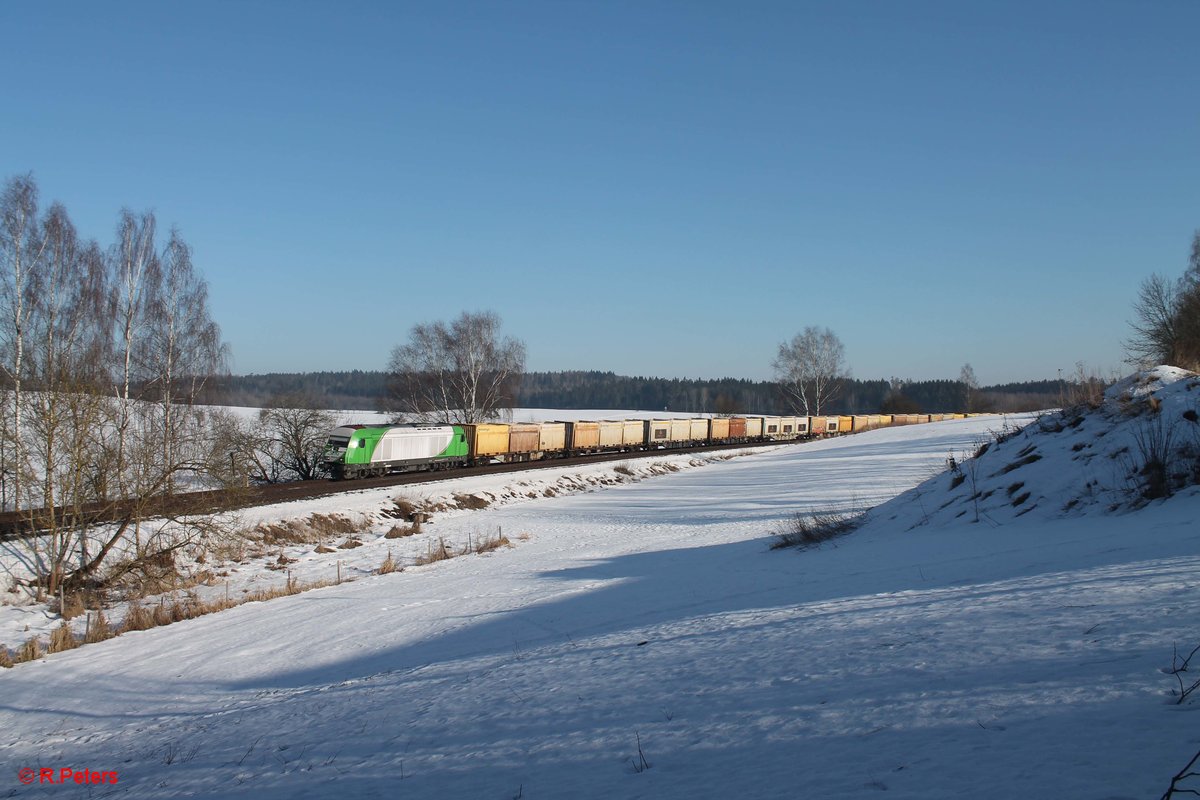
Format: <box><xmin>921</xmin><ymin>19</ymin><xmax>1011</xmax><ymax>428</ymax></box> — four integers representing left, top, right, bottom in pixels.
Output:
<box><xmin>959</xmin><ymin>363</ymin><xmax>979</xmax><ymax>413</ymax></box>
<box><xmin>1127</xmin><ymin>272</ymin><xmax>1183</xmax><ymax>368</ymax></box>
<box><xmin>22</xmin><ymin>204</ymin><xmax>110</xmax><ymax>594</ymax></box>
<box><xmin>248</xmin><ymin>394</ymin><xmax>338</xmax><ymax>482</ymax></box>
<box><xmin>140</xmin><ymin>228</ymin><xmax>228</xmax><ymax>491</ymax></box>
<box><xmin>387</xmin><ymin>310</ymin><xmax>526</xmax><ymax>423</ymax></box>
<box><xmin>1127</xmin><ymin>230</ymin><xmax>1200</xmax><ymax>371</ymax></box>
<box><xmin>0</xmin><ymin>175</ymin><xmax>236</xmax><ymax>598</ymax></box>
<box><xmin>772</xmin><ymin>326</ymin><xmax>848</xmax><ymax>416</ymax></box>
<box><xmin>108</xmin><ymin>209</ymin><xmax>160</xmax><ymax>493</ymax></box>
<box><xmin>0</xmin><ymin>174</ymin><xmax>48</xmax><ymax>509</ymax></box>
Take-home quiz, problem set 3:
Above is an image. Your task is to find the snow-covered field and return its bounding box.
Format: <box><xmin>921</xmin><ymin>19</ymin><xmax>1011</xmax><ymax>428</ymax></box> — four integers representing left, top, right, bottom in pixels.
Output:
<box><xmin>2</xmin><ymin>379</ymin><xmax>1199</xmax><ymax>799</ymax></box>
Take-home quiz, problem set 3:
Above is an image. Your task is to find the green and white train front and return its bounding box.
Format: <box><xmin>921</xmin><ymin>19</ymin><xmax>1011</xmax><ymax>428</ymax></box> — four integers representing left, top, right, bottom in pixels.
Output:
<box><xmin>321</xmin><ymin>424</ymin><xmax>470</xmax><ymax>479</ymax></box>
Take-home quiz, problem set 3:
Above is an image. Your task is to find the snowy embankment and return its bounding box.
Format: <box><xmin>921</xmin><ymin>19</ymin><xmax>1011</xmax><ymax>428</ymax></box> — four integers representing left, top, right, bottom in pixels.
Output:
<box><xmin>1</xmin><ymin>383</ymin><xmax>1199</xmax><ymax>799</ymax></box>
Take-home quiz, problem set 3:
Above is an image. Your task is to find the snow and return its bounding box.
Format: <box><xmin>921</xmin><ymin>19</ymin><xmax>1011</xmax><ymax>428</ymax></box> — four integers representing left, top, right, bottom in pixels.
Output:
<box><xmin>2</xmin><ymin>384</ymin><xmax>1200</xmax><ymax>799</ymax></box>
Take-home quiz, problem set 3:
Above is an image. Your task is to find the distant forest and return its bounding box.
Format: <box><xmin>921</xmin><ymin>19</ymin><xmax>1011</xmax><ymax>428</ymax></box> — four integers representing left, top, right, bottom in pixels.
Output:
<box><xmin>201</xmin><ymin>370</ymin><xmax>1068</xmax><ymax>415</ymax></box>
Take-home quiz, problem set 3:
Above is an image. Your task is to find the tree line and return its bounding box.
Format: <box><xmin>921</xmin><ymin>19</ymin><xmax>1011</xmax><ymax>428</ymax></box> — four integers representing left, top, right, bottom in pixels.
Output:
<box><xmin>209</xmin><ymin>366</ymin><xmax>1067</xmax><ymax>415</ymax></box>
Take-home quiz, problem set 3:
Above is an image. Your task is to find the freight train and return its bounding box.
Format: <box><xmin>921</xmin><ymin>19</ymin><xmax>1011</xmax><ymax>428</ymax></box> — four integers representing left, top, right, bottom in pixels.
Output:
<box><xmin>320</xmin><ymin>412</ymin><xmax>967</xmax><ymax>480</ymax></box>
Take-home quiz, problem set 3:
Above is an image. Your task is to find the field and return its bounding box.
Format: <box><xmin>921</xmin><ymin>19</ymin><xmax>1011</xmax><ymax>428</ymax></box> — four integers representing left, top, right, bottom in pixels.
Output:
<box><xmin>1</xmin><ymin>381</ymin><xmax>1199</xmax><ymax>798</ymax></box>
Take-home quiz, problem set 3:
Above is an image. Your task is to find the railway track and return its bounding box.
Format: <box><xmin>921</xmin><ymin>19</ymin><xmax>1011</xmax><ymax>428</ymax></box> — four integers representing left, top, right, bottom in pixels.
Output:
<box><xmin>0</xmin><ymin>438</ymin><xmax>796</xmax><ymax>541</ymax></box>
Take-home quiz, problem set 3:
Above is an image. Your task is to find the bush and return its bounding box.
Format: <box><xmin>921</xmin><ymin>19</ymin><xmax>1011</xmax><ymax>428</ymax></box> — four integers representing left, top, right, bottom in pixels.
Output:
<box><xmin>85</xmin><ymin>611</ymin><xmax>114</xmax><ymax>644</ymax></box>
<box><xmin>414</xmin><ymin>538</ymin><xmax>453</xmax><ymax>566</ymax></box>
<box><xmin>123</xmin><ymin>601</ymin><xmax>155</xmax><ymax>632</ymax></box>
<box><xmin>378</xmin><ymin>550</ymin><xmax>399</xmax><ymax>575</ymax></box>
<box><xmin>15</xmin><ymin>636</ymin><xmax>42</xmax><ymax>664</ymax></box>
<box><xmin>771</xmin><ymin>509</ymin><xmax>865</xmax><ymax>550</ymax></box>
<box><xmin>453</xmin><ymin>493</ymin><xmax>491</xmax><ymax>510</ymax></box>
<box><xmin>47</xmin><ymin>622</ymin><xmax>79</xmax><ymax>654</ymax></box>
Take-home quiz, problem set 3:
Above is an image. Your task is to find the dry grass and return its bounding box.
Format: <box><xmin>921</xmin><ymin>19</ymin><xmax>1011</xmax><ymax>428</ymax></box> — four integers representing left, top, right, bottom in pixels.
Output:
<box><xmin>613</xmin><ymin>464</ymin><xmax>635</xmax><ymax>476</ymax></box>
<box><xmin>414</xmin><ymin>538</ymin><xmax>454</xmax><ymax>566</ymax></box>
<box><xmin>122</xmin><ymin>601</ymin><xmax>154</xmax><ymax>632</ymax></box>
<box><xmin>48</xmin><ymin>622</ymin><xmax>79</xmax><ymax>654</ymax></box>
<box><xmin>84</xmin><ymin>610</ymin><xmax>114</xmax><ymax>644</ymax></box>
<box><xmin>378</xmin><ymin>550</ymin><xmax>400</xmax><ymax>575</ymax></box>
<box><xmin>771</xmin><ymin>509</ymin><xmax>865</xmax><ymax>550</ymax></box>
<box><xmin>7</xmin><ymin>570</ymin><xmax>347</xmax><ymax>669</ymax></box>
<box><xmin>242</xmin><ymin>577</ymin><xmax>335</xmax><ymax>603</ymax></box>
<box><xmin>385</xmin><ymin>524</ymin><xmax>419</xmax><ymax>539</ymax></box>
<box><xmin>57</xmin><ymin>591</ymin><xmax>87</xmax><ymax>620</ymax></box>
<box><xmin>472</xmin><ymin>531</ymin><xmax>512</xmax><ymax>554</ymax></box>
<box><xmin>15</xmin><ymin>637</ymin><xmax>41</xmax><ymax>664</ymax></box>
<box><xmin>385</xmin><ymin>497</ymin><xmax>418</xmax><ymax>519</ymax></box>
<box><xmin>453</xmin><ymin>493</ymin><xmax>491</xmax><ymax>510</ymax></box>
<box><xmin>256</xmin><ymin>513</ymin><xmax>369</xmax><ymax>547</ymax></box>
<box><xmin>153</xmin><ymin>601</ymin><xmax>175</xmax><ymax>627</ymax></box>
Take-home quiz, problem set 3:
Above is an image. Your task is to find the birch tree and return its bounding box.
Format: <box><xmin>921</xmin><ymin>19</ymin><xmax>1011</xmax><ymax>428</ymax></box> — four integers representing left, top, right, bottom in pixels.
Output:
<box><xmin>773</xmin><ymin>326</ymin><xmax>848</xmax><ymax>416</ymax></box>
<box><xmin>108</xmin><ymin>209</ymin><xmax>160</xmax><ymax>493</ymax></box>
<box><xmin>387</xmin><ymin>310</ymin><xmax>526</xmax><ymax>423</ymax></box>
<box><xmin>24</xmin><ymin>204</ymin><xmax>110</xmax><ymax>594</ymax></box>
<box><xmin>959</xmin><ymin>363</ymin><xmax>979</xmax><ymax>413</ymax></box>
<box><xmin>0</xmin><ymin>174</ymin><xmax>48</xmax><ymax>509</ymax></box>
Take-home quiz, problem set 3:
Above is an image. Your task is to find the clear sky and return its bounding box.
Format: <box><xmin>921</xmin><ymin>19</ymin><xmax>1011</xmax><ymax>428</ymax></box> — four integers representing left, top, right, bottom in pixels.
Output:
<box><xmin>3</xmin><ymin>1</ymin><xmax>1198</xmax><ymax>385</ymax></box>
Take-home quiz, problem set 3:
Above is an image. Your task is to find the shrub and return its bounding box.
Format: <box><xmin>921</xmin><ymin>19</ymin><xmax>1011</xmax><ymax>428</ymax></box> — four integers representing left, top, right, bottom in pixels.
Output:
<box><xmin>453</xmin><ymin>493</ymin><xmax>491</xmax><ymax>510</ymax></box>
<box><xmin>56</xmin><ymin>592</ymin><xmax>87</xmax><ymax>620</ymax></box>
<box><xmin>0</xmin><ymin>646</ymin><xmax>12</xmax><ymax>668</ymax></box>
<box><xmin>378</xmin><ymin>550</ymin><xmax>399</xmax><ymax>575</ymax></box>
<box><xmin>15</xmin><ymin>636</ymin><xmax>42</xmax><ymax>663</ymax></box>
<box><xmin>414</xmin><ymin>538</ymin><xmax>453</xmax><ymax>566</ymax></box>
<box><xmin>388</xmin><ymin>497</ymin><xmax>418</xmax><ymax>519</ymax></box>
<box><xmin>472</xmin><ymin>530</ymin><xmax>511</xmax><ymax>554</ymax></box>
<box><xmin>123</xmin><ymin>601</ymin><xmax>155</xmax><ymax>632</ymax></box>
<box><xmin>771</xmin><ymin>509</ymin><xmax>865</xmax><ymax>550</ymax></box>
<box><xmin>48</xmin><ymin>622</ymin><xmax>79</xmax><ymax>654</ymax></box>
<box><xmin>85</xmin><ymin>611</ymin><xmax>114</xmax><ymax>644</ymax></box>
<box><xmin>385</xmin><ymin>524</ymin><xmax>419</xmax><ymax>539</ymax></box>
<box><xmin>153</xmin><ymin>600</ymin><xmax>175</xmax><ymax>627</ymax></box>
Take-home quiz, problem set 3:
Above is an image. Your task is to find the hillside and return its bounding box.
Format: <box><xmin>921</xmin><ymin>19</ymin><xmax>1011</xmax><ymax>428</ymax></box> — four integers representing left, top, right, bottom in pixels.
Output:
<box><xmin>1</xmin><ymin>373</ymin><xmax>1198</xmax><ymax>798</ymax></box>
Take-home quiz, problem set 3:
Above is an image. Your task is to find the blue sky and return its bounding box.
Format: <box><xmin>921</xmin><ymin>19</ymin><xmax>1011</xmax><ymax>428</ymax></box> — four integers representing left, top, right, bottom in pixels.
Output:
<box><xmin>3</xmin><ymin>1</ymin><xmax>1198</xmax><ymax>385</ymax></box>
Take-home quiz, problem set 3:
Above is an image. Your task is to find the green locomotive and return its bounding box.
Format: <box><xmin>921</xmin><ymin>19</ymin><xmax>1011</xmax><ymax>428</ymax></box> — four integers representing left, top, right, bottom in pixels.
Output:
<box><xmin>321</xmin><ymin>424</ymin><xmax>470</xmax><ymax>479</ymax></box>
